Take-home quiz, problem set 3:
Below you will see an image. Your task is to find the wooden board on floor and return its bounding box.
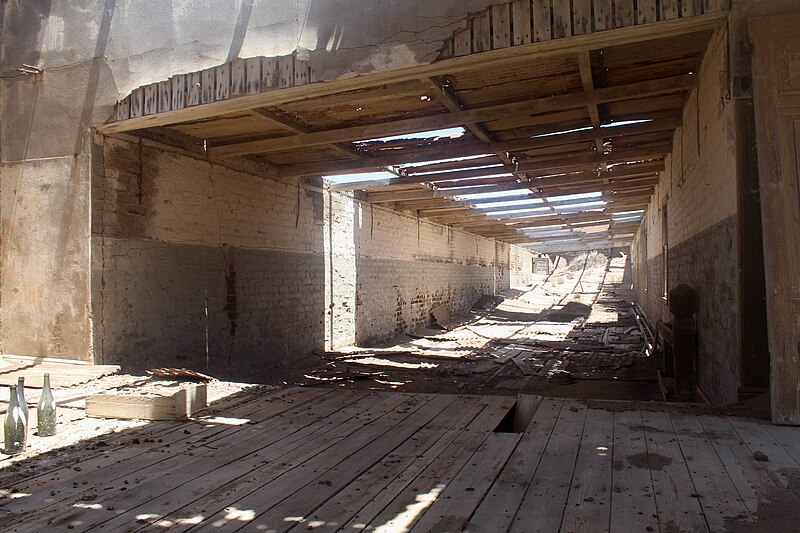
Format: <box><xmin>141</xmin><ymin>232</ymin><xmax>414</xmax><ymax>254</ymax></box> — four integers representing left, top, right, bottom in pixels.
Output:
<box><xmin>3</xmin><ymin>389</ymin><xmax>800</xmax><ymax>533</ymax></box>
<box><xmin>86</xmin><ymin>383</ymin><xmax>208</xmax><ymax>420</ymax></box>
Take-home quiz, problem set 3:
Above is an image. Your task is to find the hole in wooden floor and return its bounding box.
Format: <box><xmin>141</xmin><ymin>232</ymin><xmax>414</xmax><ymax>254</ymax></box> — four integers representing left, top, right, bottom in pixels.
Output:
<box><xmin>494</xmin><ymin>395</ymin><xmax>539</xmax><ymax>433</ymax></box>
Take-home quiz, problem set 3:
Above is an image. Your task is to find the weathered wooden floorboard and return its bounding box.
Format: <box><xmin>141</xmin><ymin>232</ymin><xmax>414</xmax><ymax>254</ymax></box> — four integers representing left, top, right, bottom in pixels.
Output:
<box><xmin>290</xmin><ymin>397</ymin><xmax>489</xmax><ymax>533</ymax></box>
<box><xmin>641</xmin><ymin>410</ymin><xmax>709</xmax><ymax>532</ymax></box>
<box><xmin>0</xmin><ymin>388</ymin><xmax>333</xmax><ymax>521</ymax></box>
<box><xmin>466</xmin><ymin>398</ymin><xmax>563</xmax><ymax>531</ymax></box>
<box><xmin>509</xmin><ymin>401</ymin><xmax>588</xmax><ymax>532</ymax></box>
<box><xmin>362</xmin><ymin>395</ymin><xmax>515</xmax><ymax>531</ymax></box>
<box><xmin>559</xmin><ymin>408</ymin><xmax>614</xmax><ymax>533</ymax></box>
<box><xmin>609</xmin><ymin>409</ymin><xmax>659</xmax><ymax>532</ymax></box>
<box><xmin>670</xmin><ymin>412</ymin><xmax>752</xmax><ymax>530</ymax></box>
<box><xmin>21</xmin><ymin>390</ymin><xmax>372</xmax><ymax>531</ymax></box>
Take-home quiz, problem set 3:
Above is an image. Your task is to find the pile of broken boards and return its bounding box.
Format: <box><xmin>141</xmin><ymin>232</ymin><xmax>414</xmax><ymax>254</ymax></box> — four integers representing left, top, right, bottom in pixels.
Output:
<box><xmin>306</xmin><ymin>291</ymin><xmax>657</xmax><ymax>393</ymax></box>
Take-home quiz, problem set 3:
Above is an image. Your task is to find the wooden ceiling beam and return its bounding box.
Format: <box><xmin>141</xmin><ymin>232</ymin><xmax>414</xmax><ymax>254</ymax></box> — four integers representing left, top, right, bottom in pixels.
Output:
<box><xmin>209</xmin><ymin>75</ymin><xmax>694</xmax><ymax>158</ymax></box>
<box><xmin>421</xmin><ymin>77</ymin><xmax>515</xmax><ymax>167</ymax></box>
<box><xmin>392</xmin><ymin>183</ymin><xmax>654</xmax><ymax>211</ymax></box>
<box><xmin>577</xmin><ymin>51</ymin><xmax>606</xmax><ymax>156</ymax></box>
<box><xmin>329</xmin><ymin>121</ymin><xmax>673</xmax><ymax>190</ymax></box>
<box><xmin>454</xmin><ymin>203</ymin><xmax>649</xmax><ymax>229</ymax></box>
<box><xmin>425</xmin><ymin>195</ymin><xmax>653</xmax><ymax>222</ymax></box>
<box><xmin>97</xmin><ymin>13</ymin><xmax>726</xmax><ymax>135</ymax></box>
<box><xmin>281</xmin><ymin>143</ymin><xmax>491</xmax><ymax>178</ymax></box>
<box><xmin>248</xmin><ymin>107</ymin><xmax>383</xmax><ymax>166</ymax></box>
<box><xmin>365</xmin><ymin>162</ymin><xmax>661</xmax><ymax>203</ymax></box>
<box><xmin>517</xmin><ymin>143</ymin><xmax>671</xmax><ymax>174</ymax></box>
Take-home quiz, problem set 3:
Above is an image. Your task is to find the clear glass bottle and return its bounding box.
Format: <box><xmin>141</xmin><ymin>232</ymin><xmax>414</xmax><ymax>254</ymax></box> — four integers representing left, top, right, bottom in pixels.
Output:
<box><xmin>4</xmin><ymin>385</ymin><xmax>27</xmax><ymax>454</ymax></box>
<box><xmin>37</xmin><ymin>373</ymin><xmax>57</xmax><ymax>437</ymax></box>
<box><xmin>17</xmin><ymin>376</ymin><xmax>28</xmax><ymax>424</ymax></box>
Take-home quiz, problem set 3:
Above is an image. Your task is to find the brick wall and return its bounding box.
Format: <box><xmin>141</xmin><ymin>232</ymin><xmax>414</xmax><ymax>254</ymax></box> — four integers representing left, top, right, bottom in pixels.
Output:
<box><xmin>630</xmin><ymin>28</ymin><xmax>741</xmax><ymax>404</ymax></box>
<box><xmin>92</xmin><ymin>135</ymin><xmax>326</xmax><ymax>373</ymax></box>
<box><xmin>326</xmin><ymin>191</ymin><xmax>534</xmax><ymax>347</ymax></box>
<box><xmin>94</xmin><ymin>135</ymin><xmax>536</xmax><ymax>372</ymax></box>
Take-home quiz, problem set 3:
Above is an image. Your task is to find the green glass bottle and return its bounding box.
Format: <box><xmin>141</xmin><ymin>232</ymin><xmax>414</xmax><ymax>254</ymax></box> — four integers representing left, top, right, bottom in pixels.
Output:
<box><xmin>37</xmin><ymin>373</ymin><xmax>57</xmax><ymax>437</ymax></box>
<box><xmin>17</xmin><ymin>376</ymin><xmax>28</xmax><ymax>418</ymax></box>
<box><xmin>4</xmin><ymin>385</ymin><xmax>27</xmax><ymax>455</ymax></box>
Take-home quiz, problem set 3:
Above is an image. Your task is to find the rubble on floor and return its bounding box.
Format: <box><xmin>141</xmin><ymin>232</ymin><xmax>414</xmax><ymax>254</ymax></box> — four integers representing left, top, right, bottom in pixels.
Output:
<box><xmin>297</xmin><ymin>252</ymin><xmax>661</xmax><ymax>400</ymax></box>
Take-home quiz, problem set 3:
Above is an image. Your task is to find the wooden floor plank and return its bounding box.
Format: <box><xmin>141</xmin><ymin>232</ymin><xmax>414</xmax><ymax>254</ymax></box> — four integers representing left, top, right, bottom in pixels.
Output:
<box><xmin>6</xmin><ymin>388</ymin><xmax>799</xmax><ymax>533</ymax></box>
<box><xmin>559</xmin><ymin>408</ymin><xmax>614</xmax><ymax>533</ymax></box>
<box><xmin>697</xmin><ymin>414</ymin><xmax>793</xmax><ymax>517</ymax></box>
<box><xmin>290</xmin><ymin>396</ymin><xmax>489</xmax><ymax>532</ymax></box>
<box><xmin>18</xmin><ymin>389</ymin><xmax>374</xmax><ymax>532</ymax></box>
<box><xmin>669</xmin><ymin>412</ymin><xmax>752</xmax><ymax>531</ymax></box>
<box><xmin>191</xmin><ymin>394</ymin><xmax>445</xmax><ymax>531</ymax></box>
<box><xmin>640</xmin><ymin>410</ymin><xmax>708</xmax><ymax>532</ymax></box>
<box><xmin>362</xmin><ymin>396</ymin><xmax>515</xmax><ymax>531</ymax></box>
<box><xmin>241</xmin><ymin>394</ymin><xmax>459</xmax><ymax>533</ymax></box>
<box><xmin>765</xmin><ymin>425</ymin><xmax>800</xmax><ymax>466</ymax></box>
<box><xmin>729</xmin><ymin>416</ymin><xmax>800</xmax><ymax>498</ymax></box>
<box><xmin>408</xmin><ymin>432</ymin><xmax>521</xmax><ymax>533</ymax></box>
<box><xmin>110</xmin><ymin>391</ymin><xmax>417</xmax><ymax>533</ymax></box>
<box><xmin>509</xmin><ymin>401</ymin><xmax>588</xmax><ymax>533</ymax></box>
<box><xmin>466</xmin><ymin>398</ymin><xmax>564</xmax><ymax>532</ymax></box>
<box><xmin>608</xmin><ymin>409</ymin><xmax>658</xmax><ymax>532</ymax></box>
<box><xmin>0</xmin><ymin>387</ymin><xmax>326</xmax><ymax>496</ymax></box>
<box><xmin>94</xmin><ymin>392</ymin><xmax>404</xmax><ymax>533</ymax></box>
<box><xmin>0</xmin><ymin>388</ymin><xmax>338</xmax><ymax>527</ymax></box>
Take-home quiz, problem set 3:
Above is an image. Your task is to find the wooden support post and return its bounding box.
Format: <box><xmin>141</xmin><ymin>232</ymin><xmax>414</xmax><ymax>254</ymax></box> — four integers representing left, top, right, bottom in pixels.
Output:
<box><xmin>261</xmin><ymin>57</ymin><xmax>280</xmax><ymax>89</ymax></box>
<box><xmin>230</xmin><ymin>58</ymin><xmax>246</xmax><ymax>97</ymax></box>
<box><xmin>593</xmin><ymin>0</ymin><xmax>613</xmax><ymax>31</ymax></box>
<box><xmin>245</xmin><ymin>57</ymin><xmax>261</xmax><ymax>94</ymax></box>
<box><xmin>143</xmin><ymin>83</ymin><xmax>158</xmax><ymax>115</ymax></box>
<box><xmin>201</xmin><ymin>68</ymin><xmax>215</xmax><ymax>104</ymax></box>
<box><xmin>572</xmin><ymin>0</ymin><xmax>592</xmax><ymax>35</ymax></box>
<box><xmin>157</xmin><ymin>81</ymin><xmax>171</xmax><ymax>113</ymax></box>
<box><xmin>473</xmin><ymin>12</ymin><xmax>491</xmax><ymax>52</ymax></box>
<box><xmin>637</xmin><ymin>0</ymin><xmax>658</xmax><ymax>24</ymax></box>
<box><xmin>552</xmin><ymin>1</ymin><xmax>572</xmax><ymax>39</ymax></box>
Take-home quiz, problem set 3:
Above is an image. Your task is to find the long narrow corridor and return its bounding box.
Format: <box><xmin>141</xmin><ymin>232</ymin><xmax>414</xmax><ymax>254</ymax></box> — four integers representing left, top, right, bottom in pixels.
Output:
<box><xmin>274</xmin><ymin>252</ymin><xmax>662</xmax><ymax>402</ymax></box>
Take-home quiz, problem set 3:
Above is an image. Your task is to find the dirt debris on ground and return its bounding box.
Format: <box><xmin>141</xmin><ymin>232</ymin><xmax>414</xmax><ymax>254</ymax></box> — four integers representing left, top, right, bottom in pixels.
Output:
<box><xmin>266</xmin><ymin>251</ymin><xmax>663</xmax><ymax>401</ymax></box>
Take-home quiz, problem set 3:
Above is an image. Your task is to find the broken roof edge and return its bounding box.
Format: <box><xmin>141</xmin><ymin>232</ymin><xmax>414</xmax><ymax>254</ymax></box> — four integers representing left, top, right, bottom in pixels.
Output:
<box><xmin>97</xmin><ymin>10</ymin><xmax>728</xmax><ymax>136</ymax></box>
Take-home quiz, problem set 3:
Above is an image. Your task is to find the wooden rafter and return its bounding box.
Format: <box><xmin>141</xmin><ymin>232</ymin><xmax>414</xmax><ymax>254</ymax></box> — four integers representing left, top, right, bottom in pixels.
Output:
<box><xmin>367</xmin><ymin>174</ymin><xmax>658</xmax><ymax>203</ymax></box>
<box><xmin>98</xmin><ymin>12</ymin><xmax>726</xmax><ymax>136</ymax></box>
<box><xmin>208</xmin><ymin>75</ymin><xmax>694</xmax><ymax>158</ymax></box>
<box><xmin>577</xmin><ymin>51</ymin><xmax>606</xmax><ymax>155</ymax></box>
<box><xmin>421</xmin><ymin>77</ymin><xmax>515</xmax><ymax>166</ymax></box>
<box><xmin>248</xmin><ymin>108</ymin><xmax>380</xmax><ymax>165</ymax></box>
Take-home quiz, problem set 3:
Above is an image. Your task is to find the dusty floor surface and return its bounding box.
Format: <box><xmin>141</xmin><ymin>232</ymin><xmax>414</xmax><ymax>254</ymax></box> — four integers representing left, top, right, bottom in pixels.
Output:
<box><xmin>253</xmin><ymin>251</ymin><xmax>665</xmax><ymax>401</ymax></box>
<box><xmin>0</xmin><ymin>387</ymin><xmax>796</xmax><ymax>533</ymax></box>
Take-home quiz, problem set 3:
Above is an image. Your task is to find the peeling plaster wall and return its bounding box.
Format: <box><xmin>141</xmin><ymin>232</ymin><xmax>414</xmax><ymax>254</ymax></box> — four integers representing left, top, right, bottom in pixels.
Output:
<box><xmin>631</xmin><ymin>28</ymin><xmax>740</xmax><ymax>405</ymax></box>
<box><xmin>0</xmin><ymin>156</ymin><xmax>93</xmax><ymax>359</ymax></box>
